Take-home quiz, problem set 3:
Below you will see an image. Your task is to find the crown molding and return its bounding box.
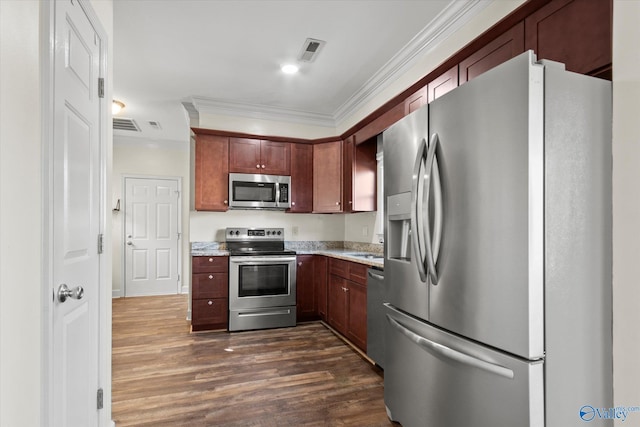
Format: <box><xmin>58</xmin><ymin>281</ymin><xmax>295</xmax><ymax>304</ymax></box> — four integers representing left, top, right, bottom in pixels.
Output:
<box><xmin>190</xmin><ymin>96</ymin><xmax>336</xmax><ymax>129</ymax></box>
<box><xmin>332</xmin><ymin>0</ymin><xmax>490</xmax><ymax>126</ymax></box>
<box><xmin>190</xmin><ymin>0</ymin><xmax>489</xmax><ymax>130</ymax></box>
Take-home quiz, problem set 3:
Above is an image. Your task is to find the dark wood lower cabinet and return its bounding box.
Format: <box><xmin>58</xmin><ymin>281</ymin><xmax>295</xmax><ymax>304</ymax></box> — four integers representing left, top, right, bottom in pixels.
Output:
<box><xmin>296</xmin><ymin>255</ymin><xmax>318</xmax><ymax>322</ymax></box>
<box><xmin>326</xmin><ymin>258</ymin><xmax>368</xmax><ymax>352</ymax></box>
<box><xmin>346</xmin><ymin>281</ymin><xmax>367</xmax><ymax>351</ymax></box>
<box><xmin>191</xmin><ymin>256</ymin><xmax>228</xmax><ymax>331</ymax></box>
<box><xmin>327</xmin><ymin>275</ymin><xmax>349</xmax><ymax>335</ymax></box>
<box><xmin>315</xmin><ymin>256</ymin><xmax>328</xmax><ymax>321</ymax></box>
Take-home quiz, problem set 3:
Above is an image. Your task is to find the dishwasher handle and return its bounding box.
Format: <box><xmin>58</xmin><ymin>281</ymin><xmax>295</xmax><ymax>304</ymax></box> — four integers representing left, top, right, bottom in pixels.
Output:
<box><xmin>367</xmin><ymin>270</ymin><xmax>384</xmax><ymax>281</ymax></box>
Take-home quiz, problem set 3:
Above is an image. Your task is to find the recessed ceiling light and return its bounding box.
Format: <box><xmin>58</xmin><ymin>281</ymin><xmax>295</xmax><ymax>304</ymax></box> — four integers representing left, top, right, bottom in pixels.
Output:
<box><xmin>281</xmin><ymin>64</ymin><xmax>299</xmax><ymax>75</ymax></box>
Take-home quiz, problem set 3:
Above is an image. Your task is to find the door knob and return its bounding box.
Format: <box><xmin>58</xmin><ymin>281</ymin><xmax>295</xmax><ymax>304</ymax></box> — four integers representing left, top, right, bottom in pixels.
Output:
<box><xmin>57</xmin><ymin>284</ymin><xmax>84</xmax><ymax>303</ymax></box>
<box><xmin>126</xmin><ymin>241</ymin><xmax>133</xmax><ymax>245</ymax></box>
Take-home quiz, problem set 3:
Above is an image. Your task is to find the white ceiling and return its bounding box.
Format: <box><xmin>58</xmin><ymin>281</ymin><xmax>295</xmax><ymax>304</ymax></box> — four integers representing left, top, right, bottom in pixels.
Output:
<box><xmin>113</xmin><ymin>0</ymin><xmax>487</xmax><ymax>143</ymax></box>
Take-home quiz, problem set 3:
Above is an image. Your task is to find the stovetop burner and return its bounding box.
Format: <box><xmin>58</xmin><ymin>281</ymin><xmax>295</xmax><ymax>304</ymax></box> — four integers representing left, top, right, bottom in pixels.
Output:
<box><xmin>225</xmin><ymin>227</ymin><xmax>294</xmax><ymax>256</ymax></box>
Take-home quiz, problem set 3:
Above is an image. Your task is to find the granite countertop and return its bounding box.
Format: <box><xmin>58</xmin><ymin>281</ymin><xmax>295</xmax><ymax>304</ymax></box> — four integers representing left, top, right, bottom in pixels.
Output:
<box><xmin>191</xmin><ymin>241</ymin><xmax>384</xmax><ymax>269</ymax></box>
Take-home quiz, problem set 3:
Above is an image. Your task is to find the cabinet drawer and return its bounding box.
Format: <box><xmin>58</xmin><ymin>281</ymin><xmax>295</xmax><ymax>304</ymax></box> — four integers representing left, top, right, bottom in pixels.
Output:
<box><xmin>348</xmin><ymin>262</ymin><xmax>368</xmax><ymax>285</ymax></box>
<box><xmin>329</xmin><ymin>258</ymin><xmax>348</xmax><ymax>278</ymax></box>
<box><xmin>192</xmin><ymin>256</ymin><xmax>228</xmax><ymax>273</ymax></box>
<box><xmin>192</xmin><ymin>298</ymin><xmax>228</xmax><ymax>325</ymax></box>
<box><xmin>192</xmin><ymin>273</ymin><xmax>228</xmax><ymax>299</ymax></box>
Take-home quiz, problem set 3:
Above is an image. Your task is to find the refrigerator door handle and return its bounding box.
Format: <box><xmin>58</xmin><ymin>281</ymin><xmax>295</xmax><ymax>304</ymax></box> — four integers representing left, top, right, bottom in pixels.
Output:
<box><xmin>386</xmin><ymin>314</ymin><xmax>515</xmax><ymax>379</ymax></box>
<box><xmin>411</xmin><ymin>138</ymin><xmax>428</xmax><ymax>282</ymax></box>
<box><xmin>424</xmin><ymin>133</ymin><xmax>442</xmax><ymax>285</ymax></box>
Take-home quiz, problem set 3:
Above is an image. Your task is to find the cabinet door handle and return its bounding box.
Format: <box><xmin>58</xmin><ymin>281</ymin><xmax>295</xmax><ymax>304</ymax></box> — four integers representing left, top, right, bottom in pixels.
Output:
<box><xmin>208</xmin><ymin>258</ymin><xmax>214</xmax><ymax>262</ymax></box>
<box><xmin>223</xmin><ymin>200</ymin><xmax>228</xmax><ymax>205</ymax></box>
<box><xmin>208</xmin><ymin>275</ymin><xmax>214</xmax><ymax>279</ymax></box>
<box><xmin>207</xmin><ymin>300</ymin><xmax>213</xmax><ymax>306</ymax></box>
<box><xmin>256</xmin><ymin>164</ymin><xmax>260</xmax><ymax>169</ymax></box>
<box><xmin>336</xmin><ymin>202</ymin><xmax>340</xmax><ymax>206</ymax></box>
<box><xmin>261</xmin><ymin>164</ymin><xmax>266</xmax><ymax>169</ymax></box>
<box><xmin>292</xmin><ymin>201</ymin><xmax>296</xmax><ymax>206</ymax></box>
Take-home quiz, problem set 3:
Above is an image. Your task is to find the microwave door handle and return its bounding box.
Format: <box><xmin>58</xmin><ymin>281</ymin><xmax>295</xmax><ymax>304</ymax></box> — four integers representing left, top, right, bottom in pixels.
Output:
<box><xmin>275</xmin><ymin>183</ymin><xmax>281</xmax><ymax>207</ymax></box>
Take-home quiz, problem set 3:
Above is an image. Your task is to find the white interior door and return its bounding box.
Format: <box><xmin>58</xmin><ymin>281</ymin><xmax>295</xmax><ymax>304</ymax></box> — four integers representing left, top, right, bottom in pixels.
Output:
<box><xmin>124</xmin><ymin>177</ymin><xmax>180</xmax><ymax>296</ymax></box>
<box><xmin>52</xmin><ymin>0</ymin><xmax>102</xmax><ymax>425</ymax></box>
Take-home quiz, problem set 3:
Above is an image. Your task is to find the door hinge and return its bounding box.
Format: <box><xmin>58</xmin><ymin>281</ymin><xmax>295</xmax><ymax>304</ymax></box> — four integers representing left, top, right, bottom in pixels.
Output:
<box><xmin>97</xmin><ymin>388</ymin><xmax>104</xmax><ymax>410</ymax></box>
<box><xmin>98</xmin><ymin>234</ymin><xmax>104</xmax><ymax>254</ymax></box>
<box><xmin>98</xmin><ymin>78</ymin><xmax>104</xmax><ymax>98</ymax></box>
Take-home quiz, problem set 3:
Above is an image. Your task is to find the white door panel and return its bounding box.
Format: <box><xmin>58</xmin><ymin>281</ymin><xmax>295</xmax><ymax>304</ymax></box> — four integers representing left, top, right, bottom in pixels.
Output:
<box><xmin>52</xmin><ymin>0</ymin><xmax>102</xmax><ymax>425</ymax></box>
<box><xmin>124</xmin><ymin>177</ymin><xmax>180</xmax><ymax>296</ymax></box>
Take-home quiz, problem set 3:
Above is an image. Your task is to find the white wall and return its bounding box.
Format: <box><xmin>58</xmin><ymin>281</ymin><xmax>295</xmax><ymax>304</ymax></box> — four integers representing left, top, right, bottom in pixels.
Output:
<box><xmin>0</xmin><ymin>1</ymin><xmax>113</xmax><ymax>425</ymax></box>
<box><xmin>612</xmin><ymin>0</ymin><xmax>640</xmax><ymax>422</ymax></box>
<box><xmin>112</xmin><ymin>139</ymin><xmax>190</xmax><ymax>296</ymax></box>
<box><xmin>190</xmin><ymin>210</ymin><xmax>345</xmax><ymax>242</ymax></box>
<box><xmin>198</xmin><ymin>112</ymin><xmax>336</xmax><ymax>140</ymax></box>
<box><xmin>336</xmin><ymin>0</ymin><xmax>527</xmax><ymax>134</ymax></box>
<box><xmin>0</xmin><ymin>2</ymin><xmax>42</xmax><ymax>425</ymax></box>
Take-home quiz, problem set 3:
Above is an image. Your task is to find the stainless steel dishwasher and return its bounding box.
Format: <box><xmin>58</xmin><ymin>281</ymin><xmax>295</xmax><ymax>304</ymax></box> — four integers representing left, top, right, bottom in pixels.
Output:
<box><xmin>366</xmin><ymin>267</ymin><xmax>385</xmax><ymax>368</ymax></box>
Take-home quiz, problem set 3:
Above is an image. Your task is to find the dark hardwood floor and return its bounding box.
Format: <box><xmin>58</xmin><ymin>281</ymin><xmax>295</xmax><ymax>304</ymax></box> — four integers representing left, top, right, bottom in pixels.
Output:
<box><xmin>112</xmin><ymin>294</ymin><xmax>396</xmax><ymax>426</ymax></box>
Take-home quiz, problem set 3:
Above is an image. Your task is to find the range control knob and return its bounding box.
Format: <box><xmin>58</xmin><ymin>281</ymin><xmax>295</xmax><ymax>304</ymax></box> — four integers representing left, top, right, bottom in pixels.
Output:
<box><xmin>266</xmin><ymin>231</ymin><xmax>271</xmax><ymax>235</ymax></box>
<box><xmin>235</xmin><ymin>230</ymin><xmax>240</xmax><ymax>236</ymax></box>
<box><xmin>277</xmin><ymin>231</ymin><xmax>282</xmax><ymax>235</ymax></box>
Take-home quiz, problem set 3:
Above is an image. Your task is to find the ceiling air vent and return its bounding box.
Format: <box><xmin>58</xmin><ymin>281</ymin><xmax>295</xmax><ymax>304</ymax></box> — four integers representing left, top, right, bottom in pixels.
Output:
<box><xmin>113</xmin><ymin>117</ymin><xmax>141</xmax><ymax>132</ymax></box>
<box><xmin>148</xmin><ymin>120</ymin><xmax>162</xmax><ymax>130</ymax></box>
<box><xmin>298</xmin><ymin>38</ymin><xmax>326</xmax><ymax>62</ymax></box>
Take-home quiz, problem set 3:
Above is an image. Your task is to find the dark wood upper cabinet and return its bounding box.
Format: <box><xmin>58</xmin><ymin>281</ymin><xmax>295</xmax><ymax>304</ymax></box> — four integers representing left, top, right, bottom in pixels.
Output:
<box><xmin>352</xmin><ymin>139</ymin><xmax>377</xmax><ymax>212</ymax></box>
<box><xmin>427</xmin><ymin>65</ymin><xmax>459</xmax><ymax>103</ymax></box>
<box><xmin>459</xmin><ymin>22</ymin><xmax>525</xmax><ymax>85</ymax></box>
<box><xmin>261</xmin><ymin>140</ymin><xmax>291</xmax><ymax>175</ymax></box>
<box><xmin>229</xmin><ymin>138</ymin><xmax>291</xmax><ymax>175</ymax></box>
<box><xmin>228</xmin><ymin>137</ymin><xmax>261</xmax><ymax>173</ymax></box>
<box><xmin>342</xmin><ymin>136</ymin><xmax>377</xmax><ymax>213</ymax></box>
<box><xmin>289</xmin><ymin>143</ymin><xmax>313</xmax><ymax>213</ymax></box>
<box><xmin>524</xmin><ymin>0</ymin><xmax>612</xmax><ymax>77</ymax></box>
<box><xmin>353</xmin><ymin>102</ymin><xmax>405</xmax><ymax>145</ymax></box>
<box><xmin>342</xmin><ymin>137</ymin><xmax>354</xmax><ymax>213</ymax></box>
<box><xmin>194</xmin><ymin>134</ymin><xmax>229</xmax><ymax>211</ymax></box>
<box><xmin>313</xmin><ymin>140</ymin><xmax>343</xmax><ymax>213</ymax></box>
<box><xmin>404</xmin><ymin>86</ymin><xmax>428</xmax><ymax>115</ymax></box>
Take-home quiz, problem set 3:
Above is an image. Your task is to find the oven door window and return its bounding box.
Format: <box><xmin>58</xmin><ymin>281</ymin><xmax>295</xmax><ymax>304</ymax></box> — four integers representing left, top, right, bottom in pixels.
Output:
<box><xmin>238</xmin><ymin>264</ymin><xmax>288</xmax><ymax>297</ymax></box>
<box><xmin>232</xmin><ymin>181</ymin><xmax>276</xmax><ymax>203</ymax></box>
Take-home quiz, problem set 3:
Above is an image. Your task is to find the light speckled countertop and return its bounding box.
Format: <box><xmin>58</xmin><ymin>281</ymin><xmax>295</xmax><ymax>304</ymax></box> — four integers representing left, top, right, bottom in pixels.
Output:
<box><xmin>191</xmin><ymin>241</ymin><xmax>384</xmax><ymax>269</ymax></box>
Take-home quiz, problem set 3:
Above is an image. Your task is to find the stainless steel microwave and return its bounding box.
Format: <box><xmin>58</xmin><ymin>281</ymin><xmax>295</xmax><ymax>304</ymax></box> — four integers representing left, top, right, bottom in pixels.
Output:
<box><xmin>228</xmin><ymin>173</ymin><xmax>291</xmax><ymax>210</ymax></box>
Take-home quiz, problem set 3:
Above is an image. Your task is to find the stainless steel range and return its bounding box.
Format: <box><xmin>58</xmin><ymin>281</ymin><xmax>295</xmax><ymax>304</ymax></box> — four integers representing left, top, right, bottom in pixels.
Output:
<box><xmin>226</xmin><ymin>227</ymin><xmax>297</xmax><ymax>332</ymax></box>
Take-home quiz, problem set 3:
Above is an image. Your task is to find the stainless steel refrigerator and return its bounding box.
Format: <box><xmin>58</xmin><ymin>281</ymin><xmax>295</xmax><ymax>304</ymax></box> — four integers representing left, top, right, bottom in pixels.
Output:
<box><xmin>382</xmin><ymin>51</ymin><xmax>612</xmax><ymax>427</ymax></box>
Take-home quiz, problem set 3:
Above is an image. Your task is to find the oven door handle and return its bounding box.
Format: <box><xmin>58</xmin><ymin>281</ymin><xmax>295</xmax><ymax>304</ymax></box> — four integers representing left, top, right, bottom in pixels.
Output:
<box><xmin>230</xmin><ymin>256</ymin><xmax>297</xmax><ymax>263</ymax></box>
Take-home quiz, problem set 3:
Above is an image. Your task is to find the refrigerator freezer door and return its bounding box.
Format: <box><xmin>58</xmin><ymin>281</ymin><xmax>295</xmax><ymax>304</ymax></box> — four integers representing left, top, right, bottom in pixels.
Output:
<box><xmin>384</xmin><ymin>304</ymin><xmax>544</xmax><ymax>427</ymax></box>
<box><xmin>427</xmin><ymin>51</ymin><xmax>544</xmax><ymax>359</ymax></box>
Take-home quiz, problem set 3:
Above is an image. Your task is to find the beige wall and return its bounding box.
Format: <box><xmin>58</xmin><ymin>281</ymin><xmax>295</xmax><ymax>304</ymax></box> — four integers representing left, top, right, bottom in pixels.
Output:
<box><xmin>612</xmin><ymin>0</ymin><xmax>640</xmax><ymax>422</ymax></box>
<box><xmin>112</xmin><ymin>140</ymin><xmax>191</xmax><ymax>296</ymax></box>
